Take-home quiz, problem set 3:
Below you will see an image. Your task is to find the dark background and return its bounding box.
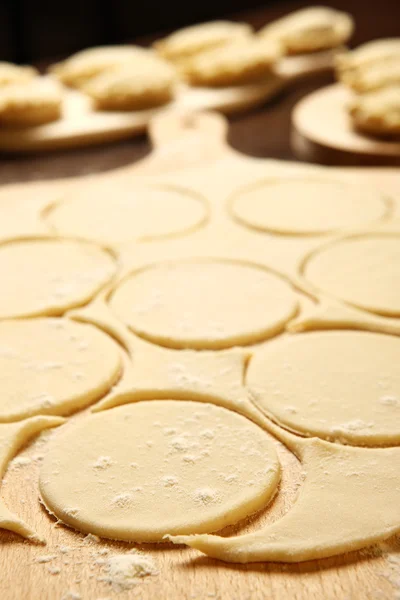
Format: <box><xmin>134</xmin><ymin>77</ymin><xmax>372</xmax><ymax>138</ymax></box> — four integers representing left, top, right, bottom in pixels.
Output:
<box><xmin>2</xmin><ymin>0</ymin><xmax>400</xmax><ymax>64</ymax></box>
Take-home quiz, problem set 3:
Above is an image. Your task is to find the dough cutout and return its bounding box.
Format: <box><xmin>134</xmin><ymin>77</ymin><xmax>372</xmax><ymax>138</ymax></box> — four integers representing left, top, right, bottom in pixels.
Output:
<box><xmin>0</xmin><ymin>62</ymin><xmax>38</xmax><ymax>87</ymax></box>
<box><xmin>247</xmin><ymin>330</ymin><xmax>400</xmax><ymax>446</ymax></box>
<box><xmin>109</xmin><ymin>259</ymin><xmax>299</xmax><ymax>349</ymax></box>
<box><xmin>349</xmin><ymin>86</ymin><xmax>400</xmax><ymax>137</ymax></box>
<box><xmin>0</xmin><ymin>416</ymin><xmax>64</xmax><ymax>542</ymax></box>
<box><xmin>229</xmin><ymin>178</ymin><xmax>389</xmax><ymax>235</ymax></box>
<box><xmin>0</xmin><ymin>318</ymin><xmax>122</xmax><ymax>422</ymax></box>
<box><xmin>0</xmin><ymin>238</ymin><xmax>116</xmax><ymax>319</ymax></box>
<box><xmin>39</xmin><ymin>400</ymin><xmax>280</xmax><ymax>542</ymax></box>
<box><xmin>0</xmin><ymin>77</ymin><xmax>62</xmax><ymax>127</ymax></box>
<box><xmin>45</xmin><ymin>183</ymin><xmax>208</xmax><ymax>246</ymax></box>
<box><xmin>303</xmin><ymin>233</ymin><xmax>400</xmax><ymax>317</ymax></box>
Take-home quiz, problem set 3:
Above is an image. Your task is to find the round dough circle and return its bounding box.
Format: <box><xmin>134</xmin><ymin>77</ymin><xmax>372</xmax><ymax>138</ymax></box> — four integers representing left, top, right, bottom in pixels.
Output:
<box><xmin>39</xmin><ymin>400</ymin><xmax>280</xmax><ymax>542</ymax></box>
<box><xmin>247</xmin><ymin>331</ymin><xmax>400</xmax><ymax>446</ymax></box>
<box><xmin>110</xmin><ymin>260</ymin><xmax>298</xmax><ymax>349</ymax></box>
<box><xmin>0</xmin><ymin>318</ymin><xmax>122</xmax><ymax>422</ymax></box>
<box><xmin>46</xmin><ymin>185</ymin><xmax>207</xmax><ymax>246</ymax></box>
<box><xmin>230</xmin><ymin>179</ymin><xmax>388</xmax><ymax>235</ymax></box>
<box><xmin>0</xmin><ymin>238</ymin><xmax>115</xmax><ymax>319</ymax></box>
<box><xmin>305</xmin><ymin>234</ymin><xmax>400</xmax><ymax>316</ymax></box>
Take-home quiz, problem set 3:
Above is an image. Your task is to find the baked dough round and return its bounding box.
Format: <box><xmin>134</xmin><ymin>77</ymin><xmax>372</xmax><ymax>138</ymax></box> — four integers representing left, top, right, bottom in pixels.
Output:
<box><xmin>0</xmin><ymin>318</ymin><xmax>122</xmax><ymax>422</ymax></box>
<box><xmin>0</xmin><ymin>62</ymin><xmax>38</xmax><ymax>87</ymax></box>
<box><xmin>153</xmin><ymin>21</ymin><xmax>253</xmax><ymax>62</ymax></box>
<box><xmin>248</xmin><ymin>331</ymin><xmax>400</xmax><ymax>446</ymax></box>
<box><xmin>110</xmin><ymin>260</ymin><xmax>298</xmax><ymax>349</ymax></box>
<box><xmin>49</xmin><ymin>45</ymin><xmax>158</xmax><ymax>89</ymax></box>
<box><xmin>183</xmin><ymin>39</ymin><xmax>280</xmax><ymax>87</ymax></box>
<box><xmin>349</xmin><ymin>86</ymin><xmax>400</xmax><ymax>137</ymax></box>
<box><xmin>229</xmin><ymin>179</ymin><xmax>388</xmax><ymax>235</ymax></box>
<box><xmin>0</xmin><ymin>78</ymin><xmax>62</xmax><ymax>127</ymax></box>
<box><xmin>258</xmin><ymin>7</ymin><xmax>353</xmax><ymax>55</ymax></box>
<box><xmin>46</xmin><ymin>184</ymin><xmax>206</xmax><ymax>245</ymax></box>
<box><xmin>336</xmin><ymin>39</ymin><xmax>400</xmax><ymax>88</ymax></box>
<box><xmin>304</xmin><ymin>234</ymin><xmax>400</xmax><ymax>316</ymax></box>
<box><xmin>0</xmin><ymin>238</ymin><xmax>115</xmax><ymax>319</ymax></box>
<box><xmin>39</xmin><ymin>400</ymin><xmax>280</xmax><ymax>542</ymax></box>
<box><xmin>343</xmin><ymin>59</ymin><xmax>400</xmax><ymax>93</ymax></box>
<box><xmin>82</xmin><ymin>61</ymin><xmax>176</xmax><ymax>111</ymax></box>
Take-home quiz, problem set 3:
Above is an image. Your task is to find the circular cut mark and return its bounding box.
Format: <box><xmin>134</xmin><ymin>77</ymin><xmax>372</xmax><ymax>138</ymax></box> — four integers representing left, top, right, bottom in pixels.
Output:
<box><xmin>230</xmin><ymin>179</ymin><xmax>388</xmax><ymax>236</ymax></box>
<box><xmin>0</xmin><ymin>239</ymin><xmax>115</xmax><ymax>319</ymax></box>
<box><xmin>0</xmin><ymin>318</ymin><xmax>122</xmax><ymax>422</ymax></box>
<box><xmin>248</xmin><ymin>331</ymin><xmax>400</xmax><ymax>446</ymax></box>
<box><xmin>39</xmin><ymin>400</ymin><xmax>280</xmax><ymax>542</ymax></box>
<box><xmin>305</xmin><ymin>234</ymin><xmax>400</xmax><ymax>316</ymax></box>
<box><xmin>46</xmin><ymin>184</ymin><xmax>207</xmax><ymax>246</ymax></box>
<box><xmin>110</xmin><ymin>260</ymin><xmax>298</xmax><ymax>349</ymax></box>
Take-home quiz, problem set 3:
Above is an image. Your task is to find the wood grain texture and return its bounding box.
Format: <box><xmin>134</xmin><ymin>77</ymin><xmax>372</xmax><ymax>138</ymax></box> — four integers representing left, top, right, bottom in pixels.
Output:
<box><xmin>0</xmin><ymin>110</ymin><xmax>399</xmax><ymax>600</ymax></box>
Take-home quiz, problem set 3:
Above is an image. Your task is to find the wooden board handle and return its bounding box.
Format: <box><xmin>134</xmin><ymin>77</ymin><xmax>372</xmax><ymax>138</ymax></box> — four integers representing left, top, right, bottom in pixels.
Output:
<box><xmin>148</xmin><ymin>110</ymin><xmax>228</xmax><ymax>149</ymax></box>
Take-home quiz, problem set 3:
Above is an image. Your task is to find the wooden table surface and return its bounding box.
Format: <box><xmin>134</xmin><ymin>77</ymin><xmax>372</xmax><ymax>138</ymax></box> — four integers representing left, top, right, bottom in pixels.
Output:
<box><xmin>0</xmin><ymin>0</ymin><xmax>399</xmax><ymax>186</ymax></box>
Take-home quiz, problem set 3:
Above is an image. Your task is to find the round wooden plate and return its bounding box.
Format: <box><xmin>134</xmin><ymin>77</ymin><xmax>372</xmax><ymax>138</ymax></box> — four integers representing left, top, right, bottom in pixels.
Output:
<box><xmin>291</xmin><ymin>83</ymin><xmax>400</xmax><ymax>166</ymax></box>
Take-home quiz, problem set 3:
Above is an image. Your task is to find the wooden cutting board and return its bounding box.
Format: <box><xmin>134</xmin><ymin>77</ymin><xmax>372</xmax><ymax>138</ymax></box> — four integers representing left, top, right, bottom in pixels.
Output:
<box><xmin>0</xmin><ymin>49</ymin><xmax>340</xmax><ymax>153</ymax></box>
<box><xmin>291</xmin><ymin>83</ymin><xmax>400</xmax><ymax>166</ymax></box>
<box><xmin>0</xmin><ymin>111</ymin><xmax>399</xmax><ymax>600</ymax></box>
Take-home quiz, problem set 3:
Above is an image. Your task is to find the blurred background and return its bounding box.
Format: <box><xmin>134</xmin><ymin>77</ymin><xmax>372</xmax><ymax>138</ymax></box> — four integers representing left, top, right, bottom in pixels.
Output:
<box><xmin>2</xmin><ymin>0</ymin><xmax>400</xmax><ymax>64</ymax></box>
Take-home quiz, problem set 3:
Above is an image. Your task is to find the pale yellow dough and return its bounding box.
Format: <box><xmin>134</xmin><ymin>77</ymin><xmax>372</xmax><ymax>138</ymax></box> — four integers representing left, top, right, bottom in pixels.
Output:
<box><xmin>336</xmin><ymin>38</ymin><xmax>400</xmax><ymax>82</ymax></box>
<box><xmin>0</xmin><ymin>239</ymin><xmax>115</xmax><ymax>319</ymax></box>
<box><xmin>229</xmin><ymin>178</ymin><xmax>388</xmax><ymax>235</ymax></box>
<box><xmin>343</xmin><ymin>59</ymin><xmax>400</xmax><ymax>93</ymax></box>
<box><xmin>169</xmin><ymin>435</ymin><xmax>400</xmax><ymax>562</ymax></box>
<box><xmin>258</xmin><ymin>7</ymin><xmax>353</xmax><ymax>55</ymax></box>
<box><xmin>109</xmin><ymin>260</ymin><xmax>299</xmax><ymax>349</ymax></box>
<box><xmin>45</xmin><ymin>184</ymin><xmax>207</xmax><ymax>246</ymax></box>
<box><xmin>0</xmin><ymin>416</ymin><xmax>64</xmax><ymax>542</ymax></box>
<box><xmin>248</xmin><ymin>331</ymin><xmax>400</xmax><ymax>446</ymax></box>
<box><xmin>304</xmin><ymin>234</ymin><xmax>400</xmax><ymax>316</ymax></box>
<box><xmin>0</xmin><ymin>318</ymin><xmax>122</xmax><ymax>422</ymax></box>
<box><xmin>39</xmin><ymin>400</ymin><xmax>280</xmax><ymax>542</ymax></box>
<box><xmin>153</xmin><ymin>21</ymin><xmax>253</xmax><ymax>62</ymax></box>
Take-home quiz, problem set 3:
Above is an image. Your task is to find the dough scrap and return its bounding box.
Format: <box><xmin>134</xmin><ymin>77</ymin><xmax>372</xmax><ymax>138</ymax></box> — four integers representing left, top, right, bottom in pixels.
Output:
<box><xmin>0</xmin><ymin>416</ymin><xmax>64</xmax><ymax>542</ymax></box>
<box><xmin>248</xmin><ymin>331</ymin><xmax>400</xmax><ymax>446</ymax></box>
<box><xmin>0</xmin><ymin>78</ymin><xmax>62</xmax><ymax>127</ymax></box>
<box><xmin>304</xmin><ymin>234</ymin><xmax>400</xmax><ymax>317</ymax></box>
<box><xmin>349</xmin><ymin>86</ymin><xmax>400</xmax><ymax>137</ymax></box>
<box><xmin>39</xmin><ymin>400</ymin><xmax>280</xmax><ymax>542</ymax></box>
<box><xmin>183</xmin><ymin>38</ymin><xmax>281</xmax><ymax>87</ymax></box>
<box><xmin>258</xmin><ymin>7</ymin><xmax>353</xmax><ymax>55</ymax></box>
<box><xmin>0</xmin><ymin>238</ymin><xmax>115</xmax><ymax>319</ymax></box>
<box><xmin>109</xmin><ymin>260</ymin><xmax>299</xmax><ymax>349</ymax></box>
<box><xmin>229</xmin><ymin>178</ymin><xmax>388</xmax><ymax>235</ymax></box>
<box><xmin>82</xmin><ymin>60</ymin><xmax>176</xmax><ymax>111</ymax></box>
<box><xmin>0</xmin><ymin>318</ymin><xmax>122</xmax><ymax>422</ymax></box>
<box><xmin>49</xmin><ymin>45</ymin><xmax>158</xmax><ymax>89</ymax></box>
<box><xmin>153</xmin><ymin>21</ymin><xmax>253</xmax><ymax>62</ymax></box>
<box><xmin>169</xmin><ymin>435</ymin><xmax>400</xmax><ymax>562</ymax></box>
<box><xmin>45</xmin><ymin>184</ymin><xmax>207</xmax><ymax>245</ymax></box>
<box><xmin>0</xmin><ymin>62</ymin><xmax>38</xmax><ymax>87</ymax></box>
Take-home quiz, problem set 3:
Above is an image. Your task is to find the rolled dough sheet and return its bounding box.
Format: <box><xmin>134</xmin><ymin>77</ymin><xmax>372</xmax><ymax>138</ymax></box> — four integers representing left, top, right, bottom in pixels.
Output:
<box><xmin>0</xmin><ymin>238</ymin><xmax>115</xmax><ymax>319</ymax></box>
<box><xmin>39</xmin><ymin>400</ymin><xmax>280</xmax><ymax>542</ymax></box>
<box><xmin>229</xmin><ymin>178</ymin><xmax>390</xmax><ymax>235</ymax></box>
<box><xmin>109</xmin><ymin>259</ymin><xmax>299</xmax><ymax>349</ymax></box>
<box><xmin>304</xmin><ymin>234</ymin><xmax>400</xmax><ymax>317</ymax></box>
<box><xmin>45</xmin><ymin>183</ymin><xmax>208</xmax><ymax>246</ymax></box>
<box><xmin>247</xmin><ymin>330</ymin><xmax>400</xmax><ymax>446</ymax></box>
<box><xmin>0</xmin><ymin>416</ymin><xmax>64</xmax><ymax>542</ymax></box>
<box><xmin>0</xmin><ymin>318</ymin><xmax>122</xmax><ymax>422</ymax></box>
